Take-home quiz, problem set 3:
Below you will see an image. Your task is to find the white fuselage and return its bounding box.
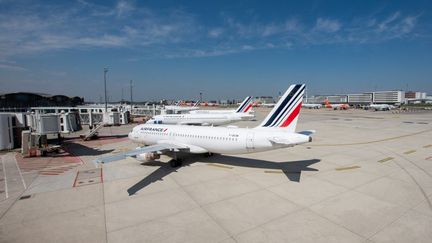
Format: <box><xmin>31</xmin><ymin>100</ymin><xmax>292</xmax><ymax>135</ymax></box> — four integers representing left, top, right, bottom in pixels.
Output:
<box><xmin>163</xmin><ymin>106</ymin><xmax>199</xmax><ymax>114</ymax></box>
<box><xmin>189</xmin><ymin>109</ymin><xmax>236</xmax><ymax>114</ymax></box>
<box><xmin>302</xmin><ymin>104</ymin><xmax>322</xmax><ymax>109</ymax></box>
<box><xmin>147</xmin><ymin>113</ymin><xmax>254</xmax><ymax>126</ymax></box>
<box><xmin>128</xmin><ymin>124</ymin><xmax>311</xmax><ymax>154</ymax></box>
<box><xmin>369</xmin><ymin>104</ymin><xmax>394</xmax><ymax>111</ymax></box>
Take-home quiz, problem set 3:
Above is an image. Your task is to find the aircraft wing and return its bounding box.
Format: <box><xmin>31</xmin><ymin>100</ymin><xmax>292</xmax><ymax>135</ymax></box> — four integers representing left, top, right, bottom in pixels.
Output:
<box><xmin>94</xmin><ymin>143</ymin><xmax>189</xmax><ymax>164</ymax></box>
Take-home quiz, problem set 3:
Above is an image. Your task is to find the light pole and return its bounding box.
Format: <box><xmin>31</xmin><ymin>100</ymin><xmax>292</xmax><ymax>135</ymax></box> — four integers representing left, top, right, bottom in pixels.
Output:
<box><xmin>130</xmin><ymin>80</ymin><xmax>133</xmax><ymax>113</ymax></box>
<box><xmin>104</xmin><ymin>67</ymin><xmax>108</xmax><ymax>112</ymax></box>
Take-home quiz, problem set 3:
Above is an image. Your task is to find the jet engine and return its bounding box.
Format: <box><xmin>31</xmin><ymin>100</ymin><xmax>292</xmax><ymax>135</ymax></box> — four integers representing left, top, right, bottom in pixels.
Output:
<box><xmin>136</xmin><ymin>152</ymin><xmax>160</xmax><ymax>162</ymax></box>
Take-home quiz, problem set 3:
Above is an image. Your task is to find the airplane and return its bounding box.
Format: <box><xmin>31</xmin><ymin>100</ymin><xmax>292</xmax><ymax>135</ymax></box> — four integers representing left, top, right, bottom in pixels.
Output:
<box><xmin>260</xmin><ymin>103</ymin><xmax>277</xmax><ymax>108</ymax></box>
<box><xmin>302</xmin><ymin>103</ymin><xmax>322</xmax><ymax>109</ymax></box>
<box><xmin>189</xmin><ymin>96</ymin><xmax>254</xmax><ymax>114</ymax></box>
<box><xmin>368</xmin><ymin>104</ymin><xmax>395</xmax><ymax>111</ymax></box>
<box><xmin>324</xmin><ymin>99</ymin><xmax>349</xmax><ymax>110</ymax></box>
<box><xmin>164</xmin><ymin>100</ymin><xmax>200</xmax><ymax>114</ymax></box>
<box><xmin>147</xmin><ymin>108</ymin><xmax>255</xmax><ymax>126</ymax></box>
<box><xmin>95</xmin><ymin>84</ymin><xmax>315</xmax><ymax>168</ymax></box>
<box><xmin>148</xmin><ymin>98</ymin><xmax>255</xmax><ymax>126</ymax></box>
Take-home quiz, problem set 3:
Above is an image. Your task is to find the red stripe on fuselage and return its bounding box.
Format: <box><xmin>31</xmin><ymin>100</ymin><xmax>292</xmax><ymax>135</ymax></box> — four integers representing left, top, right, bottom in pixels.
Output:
<box><xmin>243</xmin><ymin>103</ymin><xmax>252</xmax><ymax>112</ymax></box>
<box><xmin>280</xmin><ymin>102</ymin><xmax>302</xmax><ymax>127</ymax></box>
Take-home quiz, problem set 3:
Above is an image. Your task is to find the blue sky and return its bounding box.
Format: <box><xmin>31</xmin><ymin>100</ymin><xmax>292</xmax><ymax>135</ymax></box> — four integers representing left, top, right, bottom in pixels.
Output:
<box><xmin>0</xmin><ymin>0</ymin><xmax>431</xmax><ymax>101</ymax></box>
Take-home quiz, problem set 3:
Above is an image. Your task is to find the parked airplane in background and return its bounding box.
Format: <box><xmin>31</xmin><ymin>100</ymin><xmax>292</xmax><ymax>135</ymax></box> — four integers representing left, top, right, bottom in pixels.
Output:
<box><xmin>302</xmin><ymin>103</ymin><xmax>322</xmax><ymax>109</ymax></box>
<box><xmin>368</xmin><ymin>104</ymin><xmax>395</xmax><ymax>111</ymax></box>
<box><xmin>260</xmin><ymin>103</ymin><xmax>276</xmax><ymax>108</ymax></box>
<box><xmin>147</xmin><ymin>104</ymin><xmax>255</xmax><ymax>126</ymax></box>
<box><xmin>164</xmin><ymin>100</ymin><xmax>200</xmax><ymax>113</ymax></box>
<box><xmin>189</xmin><ymin>96</ymin><xmax>253</xmax><ymax>114</ymax></box>
<box><xmin>324</xmin><ymin>99</ymin><xmax>350</xmax><ymax>110</ymax></box>
<box><xmin>96</xmin><ymin>84</ymin><xmax>314</xmax><ymax>168</ymax></box>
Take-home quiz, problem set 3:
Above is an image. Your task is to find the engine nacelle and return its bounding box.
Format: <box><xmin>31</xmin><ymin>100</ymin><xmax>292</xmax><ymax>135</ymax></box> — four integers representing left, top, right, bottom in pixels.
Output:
<box><xmin>136</xmin><ymin>152</ymin><xmax>160</xmax><ymax>162</ymax></box>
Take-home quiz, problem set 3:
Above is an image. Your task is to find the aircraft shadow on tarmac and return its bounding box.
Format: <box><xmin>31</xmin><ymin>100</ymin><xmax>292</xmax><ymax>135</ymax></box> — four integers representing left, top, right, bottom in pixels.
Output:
<box><xmin>62</xmin><ymin>142</ymin><xmax>115</xmax><ymax>156</ymax></box>
<box><xmin>127</xmin><ymin>155</ymin><xmax>320</xmax><ymax>196</ymax></box>
<box><xmin>64</xmin><ymin>134</ymin><xmax>129</xmax><ymax>141</ymax></box>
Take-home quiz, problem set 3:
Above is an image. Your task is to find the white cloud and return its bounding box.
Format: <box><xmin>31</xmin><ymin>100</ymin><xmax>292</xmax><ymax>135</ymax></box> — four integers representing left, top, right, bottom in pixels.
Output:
<box><xmin>0</xmin><ymin>1</ymin><xmax>423</xmax><ymax>61</ymax></box>
<box><xmin>0</xmin><ymin>63</ymin><xmax>27</xmax><ymax>71</ymax></box>
<box><xmin>400</xmin><ymin>16</ymin><xmax>417</xmax><ymax>34</ymax></box>
<box><xmin>378</xmin><ymin>12</ymin><xmax>400</xmax><ymax>32</ymax></box>
<box><xmin>116</xmin><ymin>0</ymin><xmax>135</xmax><ymax>17</ymax></box>
<box><xmin>285</xmin><ymin>18</ymin><xmax>301</xmax><ymax>31</ymax></box>
<box><xmin>315</xmin><ymin>18</ymin><xmax>341</xmax><ymax>32</ymax></box>
<box><xmin>78</xmin><ymin>35</ymin><xmax>127</xmax><ymax>47</ymax></box>
<box><xmin>208</xmin><ymin>28</ymin><xmax>224</xmax><ymax>38</ymax></box>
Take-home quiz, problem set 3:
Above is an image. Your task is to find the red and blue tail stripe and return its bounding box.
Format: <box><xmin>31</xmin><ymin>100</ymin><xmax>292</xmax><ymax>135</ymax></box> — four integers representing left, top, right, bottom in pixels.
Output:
<box><xmin>235</xmin><ymin>96</ymin><xmax>253</xmax><ymax>113</ymax></box>
<box><xmin>258</xmin><ymin>84</ymin><xmax>305</xmax><ymax>129</ymax></box>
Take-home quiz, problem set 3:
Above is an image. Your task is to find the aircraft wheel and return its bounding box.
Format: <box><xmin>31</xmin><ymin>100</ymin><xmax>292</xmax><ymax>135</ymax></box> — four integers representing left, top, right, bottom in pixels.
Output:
<box><xmin>204</xmin><ymin>152</ymin><xmax>214</xmax><ymax>157</ymax></box>
<box><xmin>170</xmin><ymin>159</ymin><xmax>182</xmax><ymax>167</ymax></box>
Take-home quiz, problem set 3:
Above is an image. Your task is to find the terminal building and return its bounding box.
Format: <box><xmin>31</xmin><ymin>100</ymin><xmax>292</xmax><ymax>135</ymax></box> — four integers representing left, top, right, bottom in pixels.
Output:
<box><xmin>347</xmin><ymin>93</ymin><xmax>373</xmax><ymax>105</ymax></box>
<box><xmin>372</xmin><ymin>91</ymin><xmax>405</xmax><ymax>104</ymax></box>
<box><xmin>306</xmin><ymin>90</ymin><xmax>406</xmax><ymax>105</ymax></box>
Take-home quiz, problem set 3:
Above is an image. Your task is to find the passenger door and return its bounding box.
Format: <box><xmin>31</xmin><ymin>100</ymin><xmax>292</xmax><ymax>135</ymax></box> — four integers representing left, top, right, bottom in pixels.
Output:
<box><xmin>246</xmin><ymin>132</ymin><xmax>254</xmax><ymax>152</ymax></box>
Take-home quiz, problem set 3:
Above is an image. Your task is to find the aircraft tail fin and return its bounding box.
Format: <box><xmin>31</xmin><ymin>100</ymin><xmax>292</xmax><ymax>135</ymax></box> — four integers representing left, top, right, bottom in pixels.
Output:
<box><xmin>235</xmin><ymin>96</ymin><xmax>253</xmax><ymax>113</ymax></box>
<box><xmin>255</xmin><ymin>84</ymin><xmax>305</xmax><ymax>132</ymax></box>
<box><xmin>324</xmin><ymin>99</ymin><xmax>331</xmax><ymax>108</ymax></box>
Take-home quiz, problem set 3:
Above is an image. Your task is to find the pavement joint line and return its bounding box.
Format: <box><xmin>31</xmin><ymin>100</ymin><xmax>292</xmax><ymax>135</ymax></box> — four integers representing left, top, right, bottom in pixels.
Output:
<box><xmin>365</xmin><ymin>206</ymin><xmax>413</xmax><ymax>241</ymax></box>
<box><xmin>378</xmin><ymin>157</ymin><xmax>394</xmax><ymax>163</ymax></box>
<box><xmin>403</xmin><ymin>150</ymin><xmax>416</xmax><ymax>155</ymax></box>
<box><xmin>263</xmin><ymin>170</ymin><xmax>301</xmax><ymax>174</ymax></box>
<box><xmin>207</xmin><ymin>163</ymin><xmax>234</xmax><ymax>169</ymax></box>
<box><xmin>309</xmin><ymin>128</ymin><xmax>432</xmax><ymax>147</ymax></box>
<box><xmin>156</xmin><ymin>170</ymin><xmax>234</xmax><ymax>239</ymax></box>
<box><xmin>229</xmin><ymin>200</ymin><xmax>309</xmax><ymax>240</ymax></box>
<box><xmin>264</xmin><ymin>170</ymin><xmax>284</xmax><ymax>174</ymax></box>
<box><xmin>335</xmin><ymin>165</ymin><xmax>361</xmax><ymax>171</ymax></box>
<box><xmin>383</xmin><ymin>147</ymin><xmax>432</xmax><ymax>210</ymax></box>
<box><xmin>305</xmin><ymin>206</ymin><xmax>370</xmax><ymax>241</ymax></box>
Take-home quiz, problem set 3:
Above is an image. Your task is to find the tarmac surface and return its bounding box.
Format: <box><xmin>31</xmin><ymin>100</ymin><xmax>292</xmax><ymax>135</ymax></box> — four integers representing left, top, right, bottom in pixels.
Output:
<box><xmin>1</xmin><ymin>107</ymin><xmax>432</xmax><ymax>242</ymax></box>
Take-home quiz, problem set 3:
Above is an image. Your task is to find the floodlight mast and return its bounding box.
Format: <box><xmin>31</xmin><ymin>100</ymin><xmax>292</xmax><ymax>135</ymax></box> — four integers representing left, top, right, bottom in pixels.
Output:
<box><xmin>104</xmin><ymin>67</ymin><xmax>108</xmax><ymax>112</ymax></box>
<box><xmin>130</xmin><ymin>80</ymin><xmax>133</xmax><ymax>113</ymax></box>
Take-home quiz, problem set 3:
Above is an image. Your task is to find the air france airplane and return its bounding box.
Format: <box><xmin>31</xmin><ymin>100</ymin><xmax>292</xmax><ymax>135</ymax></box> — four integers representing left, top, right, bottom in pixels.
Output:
<box><xmin>368</xmin><ymin>104</ymin><xmax>395</xmax><ymax>111</ymax></box>
<box><xmin>96</xmin><ymin>84</ymin><xmax>314</xmax><ymax>167</ymax></box>
<box><xmin>147</xmin><ymin>96</ymin><xmax>254</xmax><ymax>126</ymax></box>
<box><xmin>302</xmin><ymin>103</ymin><xmax>322</xmax><ymax>109</ymax></box>
<box><xmin>164</xmin><ymin>100</ymin><xmax>200</xmax><ymax>113</ymax></box>
<box><xmin>189</xmin><ymin>96</ymin><xmax>254</xmax><ymax>114</ymax></box>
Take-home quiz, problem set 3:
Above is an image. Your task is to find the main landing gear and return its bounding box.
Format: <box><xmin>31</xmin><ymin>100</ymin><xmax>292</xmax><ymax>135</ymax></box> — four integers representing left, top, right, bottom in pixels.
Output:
<box><xmin>170</xmin><ymin>159</ymin><xmax>182</xmax><ymax>167</ymax></box>
<box><xmin>169</xmin><ymin>152</ymin><xmax>183</xmax><ymax>167</ymax></box>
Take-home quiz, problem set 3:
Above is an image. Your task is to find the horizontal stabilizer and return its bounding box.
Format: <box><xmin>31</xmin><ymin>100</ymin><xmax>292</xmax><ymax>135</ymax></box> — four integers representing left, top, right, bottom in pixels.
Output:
<box><xmin>298</xmin><ymin>130</ymin><xmax>316</xmax><ymax>136</ymax></box>
<box><xmin>268</xmin><ymin>137</ymin><xmax>292</xmax><ymax>145</ymax></box>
